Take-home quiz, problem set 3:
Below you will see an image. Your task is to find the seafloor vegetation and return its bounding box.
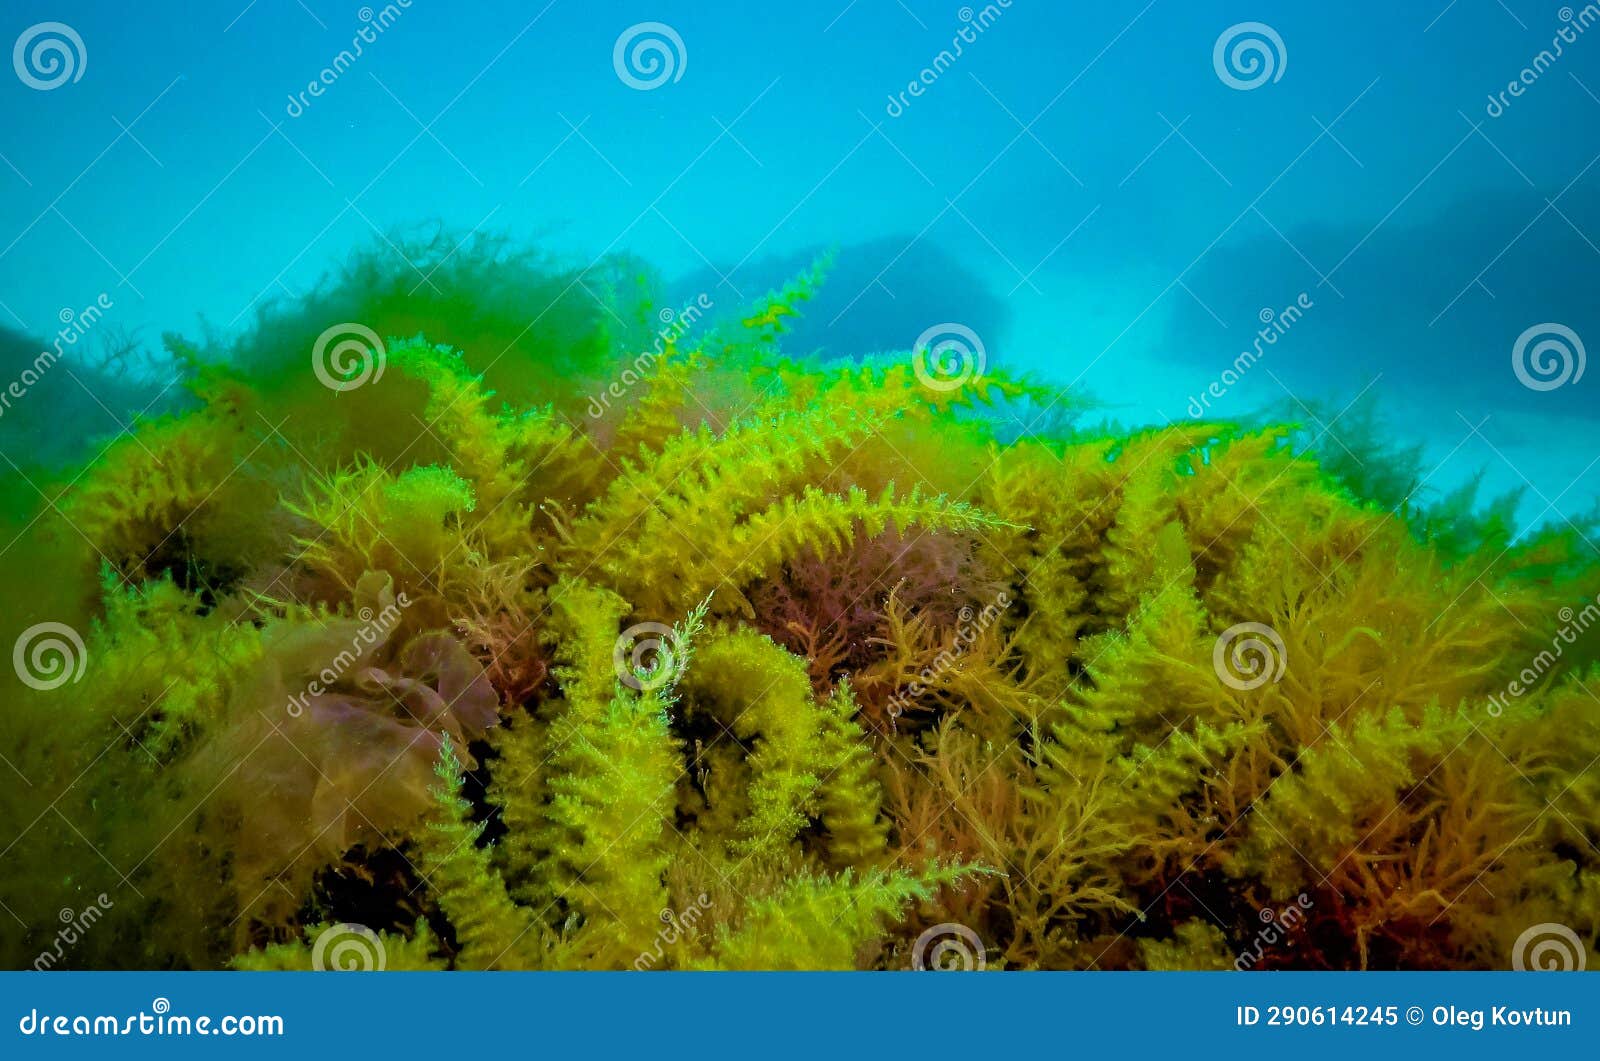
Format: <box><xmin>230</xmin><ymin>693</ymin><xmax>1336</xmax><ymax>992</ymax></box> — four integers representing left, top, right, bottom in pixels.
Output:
<box><xmin>1</xmin><ymin>235</ymin><xmax>1597</xmax><ymax>971</ymax></box>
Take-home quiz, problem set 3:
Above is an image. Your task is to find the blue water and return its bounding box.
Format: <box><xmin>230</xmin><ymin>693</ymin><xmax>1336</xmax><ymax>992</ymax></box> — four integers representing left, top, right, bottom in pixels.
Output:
<box><xmin>3</xmin><ymin>0</ymin><xmax>1600</xmax><ymax>524</ymax></box>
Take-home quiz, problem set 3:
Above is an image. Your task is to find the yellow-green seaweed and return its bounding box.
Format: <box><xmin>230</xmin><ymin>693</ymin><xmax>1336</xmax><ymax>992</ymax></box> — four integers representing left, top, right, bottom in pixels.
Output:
<box><xmin>2</xmin><ymin>237</ymin><xmax>1598</xmax><ymax>972</ymax></box>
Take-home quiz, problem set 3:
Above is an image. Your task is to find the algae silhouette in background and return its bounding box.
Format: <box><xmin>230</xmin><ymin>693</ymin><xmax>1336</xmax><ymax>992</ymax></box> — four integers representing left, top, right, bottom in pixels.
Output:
<box><xmin>673</xmin><ymin>235</ymin><xmax>1012</xmax><ymax>361</ymax></box>
<box><xmin>0</xmin><ymin>233</ymin><xmax>1597</xmax><ymax>971</ymax></box>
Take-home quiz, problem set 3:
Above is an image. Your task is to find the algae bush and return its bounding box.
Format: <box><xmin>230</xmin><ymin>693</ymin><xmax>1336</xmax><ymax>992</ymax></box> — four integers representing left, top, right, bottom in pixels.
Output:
<box><xmin>1</xmin><ymin>235</ymin><xmax>1598</xmax><ymax>972</ymax></box>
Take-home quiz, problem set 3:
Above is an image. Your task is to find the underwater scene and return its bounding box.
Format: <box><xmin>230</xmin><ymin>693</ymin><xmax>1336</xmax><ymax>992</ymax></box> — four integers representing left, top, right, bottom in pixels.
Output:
<box><xmin>0</xmin><ymin>0</ymin><xmax>1598</xmax><ymax>975</ymax></box>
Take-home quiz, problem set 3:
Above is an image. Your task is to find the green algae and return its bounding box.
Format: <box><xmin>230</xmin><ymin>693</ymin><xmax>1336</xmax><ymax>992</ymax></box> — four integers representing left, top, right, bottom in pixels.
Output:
<box><xmin>1</xmin><ymin>237</ymin><xmax>1597</xmax><ymax>971</ymax></box>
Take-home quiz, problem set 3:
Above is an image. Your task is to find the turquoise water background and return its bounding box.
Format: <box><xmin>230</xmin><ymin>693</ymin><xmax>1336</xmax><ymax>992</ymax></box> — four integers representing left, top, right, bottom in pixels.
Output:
<box><xmin>3</xmin><ymin>0</ymin><xmax>1600</xmax><ymax>524</ymax></box>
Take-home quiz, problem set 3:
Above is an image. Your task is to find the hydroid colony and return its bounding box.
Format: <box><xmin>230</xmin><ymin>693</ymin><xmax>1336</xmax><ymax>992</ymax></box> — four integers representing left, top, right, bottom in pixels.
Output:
<box><xmin>1</xmin><ymin>235</ymin><xmax>1596</xmax><ymax>971</ymax></box>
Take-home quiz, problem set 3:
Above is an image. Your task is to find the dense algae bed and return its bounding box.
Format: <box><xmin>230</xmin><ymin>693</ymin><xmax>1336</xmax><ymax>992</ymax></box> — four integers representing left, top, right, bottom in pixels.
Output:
<box><xmin>1</xmin><ymin>236</ymin><xmax>1598</xmax><ymax>971</ymax></box>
